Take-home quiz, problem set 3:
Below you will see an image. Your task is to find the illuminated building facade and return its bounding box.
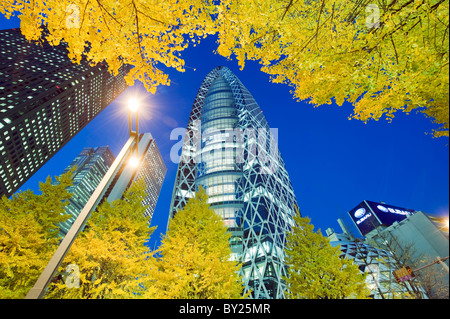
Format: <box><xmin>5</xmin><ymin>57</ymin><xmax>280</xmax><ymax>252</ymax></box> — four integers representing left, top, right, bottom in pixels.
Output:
<box><xmin>346</xmin><ymin>200</ymin><xmax>448</xmax><ymax>298</ymax></box>
<box><xmin>169</xmin><ymin>66</ymin><xmax>298</xmax><ymax>299</ymax></box>
<box><xmin>102</xmin><ymin>133</ymin><xmax>167</xmax><ymax>222</ymax></box>
<box><xmin>58</xmin><ymin>146</ymin><xmax>115</xmax><ymax>236</ymax></box>
<box><xmin>0</xmin><ymin>28</ymin><xmax>129</xmax><ymax>198</ymax></box>
<box><xmin>326</xmin><ymin>226</ymin><xmax>423</xmax><ymax>299</ymax></box>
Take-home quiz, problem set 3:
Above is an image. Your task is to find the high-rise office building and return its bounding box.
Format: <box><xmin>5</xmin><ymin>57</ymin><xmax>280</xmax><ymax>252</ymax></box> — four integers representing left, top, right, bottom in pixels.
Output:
<box><xmin>0</xmin><ymin>28</ymin><xmax>129</xmax><ymax>198</ymax></box>
<box><xmin>58</xmin><ymin>146</ymin><xmax>115</xmax><ymax>237</ymax></box>
<box><xmin>169</xmin><ymin>66</ymin><xmax>299</xmax><ymax>299</ymax></box>
<box><xmin>101</xmin><ymin>133</ymin><xmax>167</xmax><ymax>222</ymax></box>
<box><xmin>58</xmin><ymin>134</ymin><xmax>166</xmax><ymax>238</ymax></box>
<box><xmin>325</xmin><ymin>225</ymin><xmax>427</xmax><ymax>299</ymax></box>
<box><xmin>347</xmin><ymin>200</ymin><xmax>449</xmax><ymax>298</ymax></box>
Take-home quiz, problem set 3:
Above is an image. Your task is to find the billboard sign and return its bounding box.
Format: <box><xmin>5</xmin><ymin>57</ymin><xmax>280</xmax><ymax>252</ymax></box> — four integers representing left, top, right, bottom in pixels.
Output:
<box><xmin>348</xmin><ymin>200</ymin><xmax>415</xmax><ymax>236</ymax></box>
<box><xmin>348</xmin><ymin>201</ymin><xmax>381</xmax><ymax>236</ymax></box>
<box><xmin>393</xmin><ymin>266</ymin><xmax>415</xmax><ymax>283</ymax></box>
<box><xmin>365</xmin><ymin>200</ymin><xmax>415</xmax><ymax>226</ymax></box>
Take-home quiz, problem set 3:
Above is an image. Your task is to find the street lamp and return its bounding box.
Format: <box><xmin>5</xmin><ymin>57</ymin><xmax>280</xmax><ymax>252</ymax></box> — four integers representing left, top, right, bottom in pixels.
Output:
<box><xmin>128</xmin><ymin>98</ymin><xmax>140</xmax><ymax>167</ymax></box>
<box><xmin>128</xmin><ymin>98</ymin><xmax>139</xmax><ymax>113</ymax></box>
<box><xmin>25</xmin><ymin>97</ymin><xmax>143</xmax><ymax>299</ymax></box>
<box><xmin>129</xmin><ymin>156</ymin><xmax>140</xmax><ymax>168</ymax></box>
<box><xmin>128</xmin><ymin>98</ymin><xmax>139</xmax><ymax>137</ymax></box>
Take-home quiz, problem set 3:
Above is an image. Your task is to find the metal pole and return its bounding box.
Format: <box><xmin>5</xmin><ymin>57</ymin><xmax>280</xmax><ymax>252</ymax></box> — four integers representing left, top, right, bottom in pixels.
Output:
<box><xmin>128</xmin><ymin>111</ymin><xmax>132</xmax><ymax>137</ymax></box>
<box><xmin>135</xmin><ymin>112</ymin><xmax>139</xmax><ymax>155</ymax></box>
<box><xmin>25</xmin><ymin>136</ymin><xmax>136</xmax><ymax>299</ymax></box>
<box><xmin>412</xmin><ymin>256</ymin><xmax>449</xmax><ymax>274</ymax></box>
<box><xmin>129</xmin><ymin>107</ymin><xmax>138</xmax><ymax>156</ymax></box>
<box><xmin>436</xmin><ymin>256</ymin><xmax>449</xmax><ymax>274</ymax></box>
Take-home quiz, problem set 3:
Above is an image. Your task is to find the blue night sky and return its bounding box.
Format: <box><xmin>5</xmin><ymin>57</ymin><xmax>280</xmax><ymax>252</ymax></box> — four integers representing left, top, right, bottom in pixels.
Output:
<box><xmin>1</xmin><ymin>15</ymin><xmax>449</xmax><ymax>248</ymax></box>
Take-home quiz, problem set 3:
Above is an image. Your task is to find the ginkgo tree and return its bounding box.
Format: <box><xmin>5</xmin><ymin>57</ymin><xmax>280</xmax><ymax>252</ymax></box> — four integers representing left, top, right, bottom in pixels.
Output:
<box><xmin>142</xmin><ymin>186</ymin><xmax>247</xmax><ymax>299</ymax></box>
<box><xmin>0</xmin><ymin>0</ymin><xmax>217</xmax><ymax>93</ymax></box>
<box><xmin>1</xmin><ymin>0</ymin><xmax>448</xmax><ymax>136</ymax></box>
<box><xmin>214</xmin><ymin>0</ymin><xmax>449</xmax><ymax>137</ymax></box>
<box><xmin>0</xmin><ymin>170</ymin><xmax>74</xmax><ymax>299</ymax></box>
<box><xmin>283</xmin><ymin>207</ymin><xmax>370</xmax><ymax>299</ymax></box>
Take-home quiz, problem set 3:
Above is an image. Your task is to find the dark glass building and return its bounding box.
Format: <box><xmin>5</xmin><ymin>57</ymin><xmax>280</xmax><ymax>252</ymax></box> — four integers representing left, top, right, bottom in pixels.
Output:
<box><xmin>0</xmin><ymin>28</ymin><xmax>129</xmax><ymax>198</ymax></box>
<box><xmin>169</xmin><ymin>66</ymin><xmax>299</xmax><ymax>298</ymax></box>
<box><xmin>58</xmin><ymin>146</ymin><xmax>115</xmax><ymax>236</ymax></box>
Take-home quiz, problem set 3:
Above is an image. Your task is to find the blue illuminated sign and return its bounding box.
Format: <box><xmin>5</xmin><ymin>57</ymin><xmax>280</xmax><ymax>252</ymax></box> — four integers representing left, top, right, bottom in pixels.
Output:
<box><xmin>348</xmin><ymin>200</ymin><xmax>415</xmax><ymax>236</ymax></box>
<box><xmin>365</xmin><ymin>200</ymin><xmax>414</xmax><ymax>226</ymax></box>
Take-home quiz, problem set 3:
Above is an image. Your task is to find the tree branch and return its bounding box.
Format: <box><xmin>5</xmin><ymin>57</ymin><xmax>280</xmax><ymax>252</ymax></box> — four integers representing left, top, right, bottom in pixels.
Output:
<box><xmin>314</xmin><ymin>0</ymin><xmax>326</xmax><ymax>48</ymax></box>
<box><xmin>136</xmin><ymin>9</ymin><xmax>168</xmax><ymax>26</ymax></box>
<box><xmin>79</xmin><ymin>0</ymin><xmax>90</xmax><ymax>36</ymax></box>
<box><xmin>131</xmin><ymin>0</ymin><xmax>144</xmax><ymax>61</ymax></box>
<box><xmin>251</xmin><ymin>29</ymin><xmax>277</xmax><ymax>44</ymax></box>
<box><xmin>431</xmin><ymin>0</ymin><xmax>446</xmax><ymax>11</ymax></box>
<box><xmin>281</xmin><ymin>0</ymin><xmax>294</xmax><ymax>21</ymax></box>
<box><xmin>390</xmin><ymin>35</ymin><xmax>399</xmax><ymax>64</ymax></box>
<box><xmin>95</xmin><ymin>0</ymin><xmax>123</xmax><ymax>27</ymax></box>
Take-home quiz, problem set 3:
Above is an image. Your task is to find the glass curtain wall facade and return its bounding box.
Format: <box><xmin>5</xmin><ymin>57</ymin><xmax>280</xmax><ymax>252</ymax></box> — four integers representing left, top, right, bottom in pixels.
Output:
<box><xmin>0</xmin><ymin>28</ymin><xmax>129</xmax><ymax>198</ymax></box>
<box><xmin>58</xmin><ymin>146</ymin><xmax>115</xmax><ymax>236</ymax></box>
<box><xmin>135</xmin><ymin>138</ymin><xmax>167</xmax><ymax>220</ymax></box>
<box><xmin>103</xmin><ymin>133</ymin><xmax>167</xmax><ymax>222</ymax></box>
<box><xmin>169</xmin><ymin>66</ymin><xmax>298</xmax><ymax>299</ymax></box>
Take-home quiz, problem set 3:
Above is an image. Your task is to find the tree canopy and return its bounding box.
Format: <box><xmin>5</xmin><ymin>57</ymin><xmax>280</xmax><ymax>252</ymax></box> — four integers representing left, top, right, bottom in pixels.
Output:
<box><xmin>1</xmin><ymin>0</ymin><xmax>448</xmax><ymax>136</ymax></box>
<box><xmin>214</xmin><ymin>0</ymin><xmax>449</xmax><ymax>137</ymax></box>
<box><xmin>45</xmin><ymin>179</ymin><xmax>155</xmax><ymax>299</ymax></box>
<box><xmin>283</xmin><ymin>207</ymin><xmax>370</xmax><ymax>299</ymax></box>
<box><xmin>0</xmin><ymin>170</ymin><xmax>73</xmax><ymax>299</ymax></box>
<box><xmin>143</xmin><ymin>186</ymin><xmax>246</xmax><ymax>299</ymax></box>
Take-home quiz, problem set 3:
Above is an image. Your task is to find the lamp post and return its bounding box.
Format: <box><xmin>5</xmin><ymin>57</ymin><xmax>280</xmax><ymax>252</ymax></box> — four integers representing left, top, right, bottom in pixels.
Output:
<box><xmin>25</xmin><ymin>99</ymin><xmax>141</xmax><ymax>299</ymax></box>
<box><xmin>128</xmin><ymin>98</ymin><xmax>139</xmax><ymax>164</ymax></box>
<box><xmin>128</xmin><ymin>98</ymin><xmax>139</xmax><ymax>137</ymax></box>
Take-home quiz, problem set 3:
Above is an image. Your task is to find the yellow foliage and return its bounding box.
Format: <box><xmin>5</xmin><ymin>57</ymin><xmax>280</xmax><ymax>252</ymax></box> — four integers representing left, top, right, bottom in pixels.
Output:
<box><xmin>1</xmin><ymin>0</ymin><xmax>447</xmax><ymax>135</ymax></box>
<box><xmin>0</xmin><ymin>0</ymin><xmax>216</xmax><ymax>94</ymax></box>
<box><xmin>214</xmin><ymin>0</ymin><xmax>449</xmax><ymax>137</ymax></box>
<box><xmin>143</xmin><ymin>186</ymin><xmax>247</xmax><ymax>299</ymax></box>
<box><xmin>0</xmin><ymin>170</ymin><xmax>73</xmax><ymax>299</ymax></box>
<box><xmin>45</xmin><ymin>179</ymin><xmax>156</xmax><ymax>299</ymax></box>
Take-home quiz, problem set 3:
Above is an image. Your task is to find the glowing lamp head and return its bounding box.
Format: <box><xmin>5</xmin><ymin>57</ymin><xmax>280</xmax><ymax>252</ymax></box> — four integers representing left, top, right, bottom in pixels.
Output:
<box><xmin>128</xmin><ymin>98</ymin><xmax>139</xmax><ymax>113</ymax></box>
<box><xmin>129</xmin><ymin>156</ymin><xmax>140</xmax><ymax>168</ymax></box>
